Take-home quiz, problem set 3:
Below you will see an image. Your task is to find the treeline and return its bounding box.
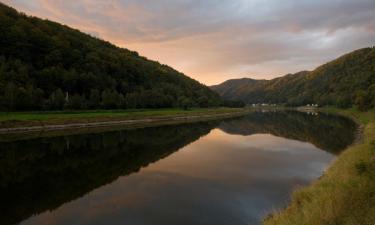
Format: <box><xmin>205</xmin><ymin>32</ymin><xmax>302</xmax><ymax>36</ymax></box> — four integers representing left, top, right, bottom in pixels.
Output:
<box><xmin>212</xmin><ymin>47</ymin><xmax>375</xmax><ymax>111</ymax></box>
<box><xmin>1</xmin><ymin>76</ymin><xmax>217</xmax><ymax>110</ymax></box>
<box><xmin>0</xmin><ymin>3</ymin><xmax>222</xmax><ymax>111</ymax></box>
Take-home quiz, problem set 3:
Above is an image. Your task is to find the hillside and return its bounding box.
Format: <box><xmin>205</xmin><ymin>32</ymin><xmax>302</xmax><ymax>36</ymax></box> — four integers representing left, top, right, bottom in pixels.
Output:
<box><xmin>0</xmin><ymin>3</ymin><xmax>221</xmax><ymax>111</ymax></box>
<box><xmin>211</xmin><ymin>48</ymin><xmax>375</xmax><ymax>110</ymax></box>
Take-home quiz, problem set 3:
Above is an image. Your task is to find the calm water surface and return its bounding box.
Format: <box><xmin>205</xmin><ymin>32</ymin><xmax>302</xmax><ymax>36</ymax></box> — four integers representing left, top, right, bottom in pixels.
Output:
<box><xmin>0</xmin><ymin>111</ymin><xmax>356</xmax><ymax>225</ymax></box>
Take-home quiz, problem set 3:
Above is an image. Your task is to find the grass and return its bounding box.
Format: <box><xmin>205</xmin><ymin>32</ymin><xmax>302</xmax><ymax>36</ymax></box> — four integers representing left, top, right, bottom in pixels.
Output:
<box><xmin>322</xmin><ymin>107</ymin><xmax>374</xmax><ymax>125</ymax></box>
<box><xmin>264</xmin><ymin>108</ymin><xmax>375</xmax><ymax>225</ymax></box>
<box><xmin>0</xmin><ymin>107</ymin><xmax>247</xmax><ymax>128</ymax></box>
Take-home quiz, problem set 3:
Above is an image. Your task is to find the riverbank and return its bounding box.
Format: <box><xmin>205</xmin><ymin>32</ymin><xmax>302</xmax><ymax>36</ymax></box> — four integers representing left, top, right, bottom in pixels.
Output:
<box><xmin>264</xmin><ymin>108</ymin><xmax>375</xmax><ymax>225</ymax></box>
<box><xmin>0</xmin><ymin>108</ymin><xmax>248</xmax><ymax>135</ymax></box>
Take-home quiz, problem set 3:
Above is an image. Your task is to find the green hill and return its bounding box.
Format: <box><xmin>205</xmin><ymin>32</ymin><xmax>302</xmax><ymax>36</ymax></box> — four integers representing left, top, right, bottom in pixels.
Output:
<box><xmin>211</xmin><ymin>48</ymin><xmax>375</xmax><ymax>110</ymax></box>
<box><xmin>0</xmin><ymin>3</ymin><xmax>221</xmax><ymax>111</ymax></box>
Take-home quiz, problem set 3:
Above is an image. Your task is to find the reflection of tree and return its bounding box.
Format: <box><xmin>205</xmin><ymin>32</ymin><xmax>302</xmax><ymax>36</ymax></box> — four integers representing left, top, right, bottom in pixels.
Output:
<box><xmin>219</xmin><ymin>111</ymin><xmax>356</xmax><ymax>154</ymax></box>
<box><xmin>0</xmin><ymin>121</ymin><xmax>218</xmax><ymax>225</ymax></box>
<box><xmin>0</xmin><ymin>111</ymin><xmax>357</xmax><ymax>225</ymax></box>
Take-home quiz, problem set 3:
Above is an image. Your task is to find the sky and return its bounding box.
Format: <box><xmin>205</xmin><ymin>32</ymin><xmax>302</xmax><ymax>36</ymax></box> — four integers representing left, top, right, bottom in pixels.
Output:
<box><xmin>4</xmin><ymin>0</ymin><xmax>375</xmax><ymax>85</ymax></box>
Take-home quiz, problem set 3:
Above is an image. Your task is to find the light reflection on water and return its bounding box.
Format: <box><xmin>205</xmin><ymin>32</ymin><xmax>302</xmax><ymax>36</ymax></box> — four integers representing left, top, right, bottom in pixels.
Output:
<box><xmin>21</xmin><ymin>131</ymin><xmax>334</xmax><ymax>225</ymax></box>
<box><xmin>0</xmin><ymin>111</ymin><xmax>356</xmax><ymax>225</ymax></box>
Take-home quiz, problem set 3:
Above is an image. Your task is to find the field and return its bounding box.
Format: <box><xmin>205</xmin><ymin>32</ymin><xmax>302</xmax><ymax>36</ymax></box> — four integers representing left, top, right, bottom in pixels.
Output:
<box><xmin>264</xmin><ymin>108</ymin><xmax>375</xmax><ymax>225</ymax></box>
<box><xmin>0</xmin><ymin>107</ymin><xmax>247</xmax><ymax>130</ymax></box>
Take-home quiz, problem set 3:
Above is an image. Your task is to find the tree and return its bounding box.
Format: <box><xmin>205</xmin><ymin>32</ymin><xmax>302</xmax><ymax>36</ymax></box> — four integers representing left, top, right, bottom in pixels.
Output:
<box><xmin>178</xmin><ymin>96</ymin><xmax>193</xmax><ymax>110</ymax></box>
<box><xmin>354</xmin><ymin>90</ymin><xmax>371</xmax><ymax>111</ymax></box>
<box><xmin>337</xmin><ymin>95</ymin><xmax>352</xmax><ymax>109</ymax></box>
<box><xmin>367</xmin><ymin>84</ymin><xmax>375</xmax><ymax>109</ymax></box>
<box><xmin>14</xmin><ymin>86</ymin><xmax>31</xmax><ymax>110</ymax></box>
<box><xmin>48</xmin><ymin>89</ymin><xmax>65</xmax><ymax>110</ymax></box>
<box><xmin>102</xmin><ymin>89</ymin><xmax>118</xmax><ymax>109</ymax></box>
<box><xmin>0</xmin><ymin>3</ymin><xmax>223</xmax><ymax>112</ymax></box>
<box><xmin>66</xmin><ymin>94</ymin><xmax>85</xmax><ymax>110</ymax></box>
<box><xmin>3</xmin><ymin>82</ymin><xmax>17</xmax><ymax>111</ymax></box>
<box><xmin>88</xmin><ymin>89</ymin><xmax>100</xmax><ymax>109</ymax></box>
<box><xmin>31</xmin><ymin>88</ymin><xmax>44</xmax><ymax>110</ymax></box>
<box><xmin>223</xmin><ymin>100</ymin><xmax>245</xmax><ymax>108</ymax></box>
<box><xmin>117</xmin><ymin>93</ymin><xmax>126</xmax><ymax>109</ymax></box>
<box><xmin>197</xmin><ymin>95</ymin><xmax>209</xmax><ymax>108</ymax></box>
<box><xmin>125</xmin><ymin>93</ymin><xmax>138</xmax><ymax>109</ymax></box>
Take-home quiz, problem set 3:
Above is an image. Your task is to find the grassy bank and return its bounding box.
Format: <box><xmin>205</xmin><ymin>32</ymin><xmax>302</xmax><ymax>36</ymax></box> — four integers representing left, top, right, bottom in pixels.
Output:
<box><xmin>0</xmin><ymin>107</ymin><xmax>247</xmax><ymax>130</ymax></box>
<box><xmin>264</xmin><ymin>108</ymin><xmax>375</xmax><ymax>225</ymax></box>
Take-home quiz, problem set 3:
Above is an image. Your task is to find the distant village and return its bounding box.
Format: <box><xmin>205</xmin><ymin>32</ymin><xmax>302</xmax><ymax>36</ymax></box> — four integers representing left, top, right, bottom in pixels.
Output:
<box><xmin>250</xmin><ymin>103</ymin><xmax>319</xmax><ymax>108</ymax></box>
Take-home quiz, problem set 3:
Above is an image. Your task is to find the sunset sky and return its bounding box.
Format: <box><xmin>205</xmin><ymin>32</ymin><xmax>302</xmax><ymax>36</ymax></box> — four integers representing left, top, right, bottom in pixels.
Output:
<box><xmin>4</xmin><ymin>0</ymin><xmax>375</xmax><ymax>85</ymax></box>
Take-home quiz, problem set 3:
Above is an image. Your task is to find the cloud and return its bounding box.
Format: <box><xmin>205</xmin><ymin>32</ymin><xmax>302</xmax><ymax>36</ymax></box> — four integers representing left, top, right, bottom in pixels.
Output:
<box><xmin>3</xmin><ymin>0</ymin><xmax>375</xmax><ymax>84</ymax></box>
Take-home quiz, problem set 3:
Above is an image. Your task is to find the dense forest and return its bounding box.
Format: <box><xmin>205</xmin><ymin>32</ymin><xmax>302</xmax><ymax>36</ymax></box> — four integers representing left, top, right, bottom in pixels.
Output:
<box><xmin>211</xmin><ymin>47</ymin><xmax>375</xmax><ymax>110</ymax></box>
<box><xmin>0</xmin><ymin>3</ymin><xmax>222</xmax><ymax>111</ymax></box>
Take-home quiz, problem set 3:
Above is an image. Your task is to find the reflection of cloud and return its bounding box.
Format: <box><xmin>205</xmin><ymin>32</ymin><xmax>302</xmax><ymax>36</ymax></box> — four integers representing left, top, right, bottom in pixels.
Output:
<box><xmin>4</xmin><ymin>0</ymin><xmax>375</xmax><ymax>84</ymax></box>
<box><xmin>20</xmin><ymin>129</ymin><xmax>333</xmax><ymax>225</ymax></box>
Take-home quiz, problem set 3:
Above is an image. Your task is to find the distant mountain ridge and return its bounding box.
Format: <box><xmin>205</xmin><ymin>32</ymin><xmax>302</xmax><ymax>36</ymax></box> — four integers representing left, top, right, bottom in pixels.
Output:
<box><xmin>0</xmin><ymin>3</ymin><xmax>220</xmax><ymax>111</ymax></box>
<box><xmin>211</xmin><ymin>48</ymin><xmax>375</xmax><ymax>110</ymax></box>
<box><xmin>211</xmin><ymin>78</ymin><xmax>266</xmax><ymax>99</ymax></box>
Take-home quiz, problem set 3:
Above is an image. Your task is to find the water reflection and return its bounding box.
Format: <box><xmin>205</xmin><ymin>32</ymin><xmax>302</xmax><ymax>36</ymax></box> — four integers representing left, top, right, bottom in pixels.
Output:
<box><xmin>0</xmin><ymin>122</ymin><xmax>218</xmax><ymax>225</ymax></box>
<box><xmin>0</xmin><ymin>111</ymin><xmax>356</xmax><ymax>225</ymax></box>
<box><xmin>220</xmin><ymin>111</ymin><xmax>357</xmax><ymax>154</ymax></box>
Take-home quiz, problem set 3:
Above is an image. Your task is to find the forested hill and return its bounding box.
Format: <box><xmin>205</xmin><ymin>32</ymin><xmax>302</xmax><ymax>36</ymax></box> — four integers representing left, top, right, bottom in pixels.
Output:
<box><xmin>211</xmin><ymin>47</ymin><xmax>375</xmax><ymax>110</ymax></box>
<box><xmin>0</xmin><ymin>3</ymin><xmax>221</xmax><ymax>111</ymax></box>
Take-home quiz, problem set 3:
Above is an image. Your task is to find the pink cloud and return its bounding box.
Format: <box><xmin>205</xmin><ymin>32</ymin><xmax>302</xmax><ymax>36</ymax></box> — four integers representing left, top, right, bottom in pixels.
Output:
<box><xmin>3</xmin><ymin>0</ymin><xmax>375</xmax><ymax>85</ymax></box>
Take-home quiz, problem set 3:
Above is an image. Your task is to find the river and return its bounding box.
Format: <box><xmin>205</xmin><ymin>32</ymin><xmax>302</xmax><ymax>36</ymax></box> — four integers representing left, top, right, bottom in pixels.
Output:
<box><xmin>0</xmin><ymin>110</ymin><xmax>357</xmax><ymax>225</ymax></box>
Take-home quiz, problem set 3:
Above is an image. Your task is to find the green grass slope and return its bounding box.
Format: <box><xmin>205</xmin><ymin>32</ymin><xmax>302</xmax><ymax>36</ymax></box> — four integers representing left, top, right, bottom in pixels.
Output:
<box><xmin>264</xmin><ymin>108</ymin><xmax>375</xmax><ymax>225</ymax></box>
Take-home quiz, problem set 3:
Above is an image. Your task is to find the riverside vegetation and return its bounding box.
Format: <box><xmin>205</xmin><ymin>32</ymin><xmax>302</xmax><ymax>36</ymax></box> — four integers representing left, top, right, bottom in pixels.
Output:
<box><xmin>0</xmin><ymin>107</ymin><xmax>247</xmax><ymax>130</ymax></box>
<box><xmin>264</xmin><ymin>108</ymin><xmax>375</xmax><ymax>225</ymax></box>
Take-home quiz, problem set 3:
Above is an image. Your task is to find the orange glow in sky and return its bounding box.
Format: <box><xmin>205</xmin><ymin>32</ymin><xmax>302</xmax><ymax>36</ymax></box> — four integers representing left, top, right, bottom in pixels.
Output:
<box><xmin>4</xmin><ymin>0</ymin><xmax>375</xmax><ymax>85</ymax></box>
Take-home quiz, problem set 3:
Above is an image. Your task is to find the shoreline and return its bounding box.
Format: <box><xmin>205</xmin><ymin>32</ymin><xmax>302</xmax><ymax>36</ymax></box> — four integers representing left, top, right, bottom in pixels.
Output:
<box><xmin>0</xmin><ymin>109</ymin><xmax>249</xmax><ymax>139</ymax></box>
<box><xmin>264</xmin><ymin>108</ymin><xmax>375</xmax><ymax>225</ymax></box>
<box><xmin>2</xmin><ymin>107</ymin><xmax>373</xmax><ymax>224</ymax></box>
<box><xmin>0</xmin><ymin>106</ymin><xmax>356</xmax><ymax>139</ymax></box>
<box><xmin>321</xmin><ymin>108</ymin><xmax>364</xmax><ymax>145</ymax></box>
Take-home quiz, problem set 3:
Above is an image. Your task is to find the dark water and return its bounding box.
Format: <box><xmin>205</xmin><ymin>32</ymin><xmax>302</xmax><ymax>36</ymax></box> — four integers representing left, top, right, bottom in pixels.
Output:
<box><xmin>0</xmin><ymin>111</ymin><xmax>356</xmax><ymax>225</ymax></box>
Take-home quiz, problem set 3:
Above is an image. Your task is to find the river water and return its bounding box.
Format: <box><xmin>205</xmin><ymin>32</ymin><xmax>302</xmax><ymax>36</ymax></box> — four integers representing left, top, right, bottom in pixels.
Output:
<box><xmin>0</xmin><ymin>110</ymin><xmax>356</xmax><ymax>225</ymax></box>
